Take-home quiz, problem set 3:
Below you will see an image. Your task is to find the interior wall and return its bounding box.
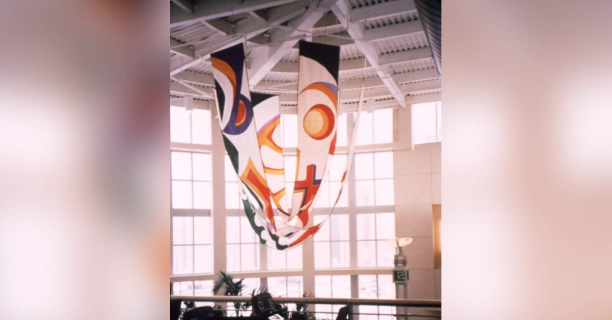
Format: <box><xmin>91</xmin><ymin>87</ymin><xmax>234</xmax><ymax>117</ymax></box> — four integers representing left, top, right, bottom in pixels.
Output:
<box><xmin>393</xmin><ymin>107</ymin><xmax>442</xmax><ymax>300</ymax></box>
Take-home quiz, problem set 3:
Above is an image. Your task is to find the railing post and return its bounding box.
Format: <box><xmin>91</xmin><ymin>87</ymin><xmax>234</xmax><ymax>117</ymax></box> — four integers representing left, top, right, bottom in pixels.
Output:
<box><xmin>347</xmin><ymin>303</ymin><xmax>353</xmax><ymax>320</ymax></box>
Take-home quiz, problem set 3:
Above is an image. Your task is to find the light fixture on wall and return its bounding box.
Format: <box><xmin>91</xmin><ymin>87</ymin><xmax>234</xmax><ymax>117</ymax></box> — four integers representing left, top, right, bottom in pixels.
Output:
<box><xmin>386</xmin><ymin>237</ymin><xmax>414</xmax><ymax>255</ymax></box>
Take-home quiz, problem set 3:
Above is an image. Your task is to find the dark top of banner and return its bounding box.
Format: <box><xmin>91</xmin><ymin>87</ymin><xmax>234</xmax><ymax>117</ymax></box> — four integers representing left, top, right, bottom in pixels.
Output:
<box><xmin>298</xmin><ymin>40</ymin><xmax>340</xmax><ymax>83</ymax></box>
<box><xmin>251</xmin><ymin>93</ymin><xmax>275</xmax><ymax>107</ymax></box>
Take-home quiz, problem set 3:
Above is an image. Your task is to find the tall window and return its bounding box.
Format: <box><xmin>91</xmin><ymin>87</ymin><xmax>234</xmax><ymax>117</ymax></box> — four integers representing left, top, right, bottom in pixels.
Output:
<box><xmin>358</xmin><ymin>275</ymin><xmax>395</xmax><ymax>320</ymax></box>
<box><xmin>412</xmin><ymin>101</ymin><xmax>441</xmax><ymax>145</ymax></box>
<box><xmin>267</xmin><ymin>246</ymin><xmax>302</xmax><ymax>270</ymax></box>
<box><xmin>225</xmin><ymin>155</ymin><xmax>243</xmax><ymax>209</ymax></box>
<box><xmin>316</xmin><ymin>154</ymin><xmax>349</xmax><ymax>208</ymax></box>
<box><xmin>354</xmin><ymin>152</ymin><xmax>394</xmax><ymax>206</ymax></box>
<box><xmin>173</xmin><ymin>217</ymin><xmax>213</xmax><ymax>274</ymax></box>
<box><xmin>356</xmin><ymin>109</ymin><xmax>393</xmax><ymax>145</ymax></box>
<box><xmin>171</xmin><ymin>151</ymin><xmax>213</xmax><ymax>275</ymax></box>
<box><xmin>315</xmin><ymin>275</ymin><xmax>351</xmax><ymax>318</ymax></box>
<box><xmin>313</xmin><ymin>214</ymin><xmax>350</xmax><ymax>269</ymax></box>
<box><xmin>356</xmin><ymin>213</ymin><xmax>395</xmax><ymax>267</ymax></box>
<box><xmin>172</xmin><ymin>280</ymin><xmax>213</xmax><ymax>296</ymax></box>
<box><xmin>171</xmin><ymin>152</ymin><xmax>212</xmax><ymax>209</ymax></box>
<box><xmin>268</xmin><ymin>276</ymin><xmax>304</xmax><ymax>297</ymax></box>
<box><xmin>171</xmin><ymin>106</ymin><xmax>212</xmax><ymax>144</ymax></box>
<box><xmin>226</xmin><ymin>217</ymin><xmax>260</xmax><ymax>272</ymax></box>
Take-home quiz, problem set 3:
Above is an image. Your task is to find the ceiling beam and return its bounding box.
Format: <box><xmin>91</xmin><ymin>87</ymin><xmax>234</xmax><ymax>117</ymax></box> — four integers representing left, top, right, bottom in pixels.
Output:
<box><xmin>170</xmin><ymin>36</ymin><xmax>244</xmax><ymax>76</ymax></box>
<box><xmin>253</xmin><ymin>68</ymin><xmax>439</xmax><ymax>93</ymax></box>
<box><xmin>363</xmin><ymin>20</ymin><xmax>423</xmax><ymax>42</ymax></box>
<box><xmin>170</xmin><ymin>38</ymin><xmax>194</xmax><ymax>58</ymax></box>
<box><xmin>350</xmin><ymin>0</ymin><xmax>416</xmax><ymax>22</ymax></box>
<box><xmin>332</xmin><ymin>0</ymin><xmax>419</xmax><ymax>107</ymax></box>
<box><xmin>270</xmin><ymin>47</ymin><xmax>432</xmax><ymax>73</ymax></box>
<box><xmin>170</xmin><ymin>81</ymin><xmax>214</xmax><ymax>97</ymax></box>
<box><xmin>171</xmin><ymin>0</ymin><xmax>194</xmax><ymax>14</ymax></box>
<box><xmin>247</xmin><ymin>0</ymin><xmax>339</xmax><ymax>86</ymax></box>
<box><xmin>277</xmin><ymin>79</ymin><xmax>440</xmax><ymax>103</ymax></box>
<box><xmin>202</xmin><ymin>19</ymin><xmax>234</xmax><ymax>35</ymax></box>
<box><xmin>171</xmin><ymin>1</ymin><xmax>311</xmax><ymax>76</ymax></box>
<box><xmin>171</xmin><ymin>0</ymin><xmax>302</xmax><ymax>28</ymax></box>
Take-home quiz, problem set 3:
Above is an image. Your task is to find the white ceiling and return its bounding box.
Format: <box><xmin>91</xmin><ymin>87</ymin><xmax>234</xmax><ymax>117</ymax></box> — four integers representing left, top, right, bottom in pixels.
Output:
<box><xmin>169</xmin><ymin>0</ymin><xmax>441</xmax><ymax>111</ymax></box>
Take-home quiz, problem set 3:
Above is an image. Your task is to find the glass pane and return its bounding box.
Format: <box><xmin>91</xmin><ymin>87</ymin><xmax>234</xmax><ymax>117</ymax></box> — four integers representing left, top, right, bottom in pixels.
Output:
<box><xmin>268</xmin><ymin>277</ymin><xmax>288</xmax><ymax>297</ymax></box>
<box><xmin>354</xmin><ymin>153</ymin><xmax>374</xmax><ymax>180</ymax></box>
<box><xmin>173</xmin><ymin>217</ymin><xmax>193</xmax><ymax>245</ymax></box>
<box><xmin>192</xmin><ymin>153</ymin><xmax>211</xmax><ymax>181</ymax></box>
<box><xmin>226</xmin><ymin>217</ymin><xmax>240</xmax><ymax>244</ymax></box>
<box><xmin>242</xmin><ymin>278</ymin><xmax>261</xmax><ymax>295</ymax></box>
<box><xmin>314</xmin><ymin>242</ymin><xmax>330</xmax><ymax>269</ymax></box>
<box><xmin>172</xmin><ymin>181</ymin><xmax>192</xmax><ymax>209</ymax></box>
<box><xmin>329</xmin><ymin>181</ymin><xmax>348</xmax><ymax>207</ymax></box>
<box><xmin>357</xmin><ymin>214</ymin><xmax>376</xmax><ymax>240</ymax></box>
<box><xmin>315</xmin><ymin>276</ymin><xmax>331</xmax><ymax>297</ymax></box>
<box><xmin>329</xmin><ymin>154</ymin><xmax>347</xmax><ymax>181</ymax></box>
<box><xmin>267</xmin><ymin>247</ymin><xmax>287</xmax><ymax>270</ymax></box>
<box><xmin>330</xmin><ymin>215</ymin><xmax>349</xmax><ymax>241</ymax></box>
<box><xmin>287</xmin><ymin>276</ymin><xmax>303</xmax><ymax>297</ymax></box>
<box><xmin>179</xmin><ymin>281</ymin><xmax>194</xmax><ymax>296</ymax></box>
<box><xmin>225</xmin><ymin>156</ymin><xmax>238</xmax><ymax>182</ymax></box>
<box><xmin>193</xmin><ymin>181</ymin><xmax>211</xmax><ymax>209</ymax></box>
<box><xmin>194</xmin><ymin>217</ymin><xmax>212</xmax><ymax>245</ymax></box>
<box><xmin>173</xmin><ymin>245</ymin><xmax>193</xmax><ymax>274</ymax></box>
<box><xmin>241</xmin><ymin>244</ymin><xmax>259</xmax><ymax>271</ymax></box>
<box><xmin>373</xmin><ymin>108</ymin><xmax>393</xmax><ymax>144</ymax></box>
<box><xmin>240</xmin><ymin>217</ymin><xmax>257</xmax><ymax>243</ymax></box>
<box><xmin>360</xmin><ymin>305</ymin><xmax>378</xmax><ymax>320</ymax></box>
<box><xmin>282</xmin><ymin>114</ymin><xmax>298</xmax><ymax>148</ymax></box>
<box><xmin>356</xmin><ymin>111</ymin><xmax>373</xmax><ymax>145</ymax></box>
<box><xmin>375</xmin><ymin>179</ymin><xmax>394</xmax><ymax>205</ymax></box>
<box><xmin>316</xmin><ymin>181</ymin><xmax>330</xmax><ymax>208</ymax></box>
<box><xmin>377</xmin><ymin>240</ymin><xmax>395</xmax><ymax>267</ymax></box>
<box><xmin>226</xmin><ymin>244</ymin><xmax>240</xmax><ymax>272</ymax></box>
<box><xmin>355</xmin><ymin>180</ymin><xmax>375</xmax><ymax>206</ymax></box>
<box><xmin>313</xmin><ymin>215</ymin><xmax>330</xmax><ymax>241</ymax></box>
<box><xmin>376</xmin><ymin>213</ymin><xmax>395</xmax><ymax>240</ymax></box>
<box><xmin>225</xmin><ymin>182</ymin><xmax>239</xmax><ymax>209</ymax></box>
<box><xmin>331</xmin><ymin>275</ymin><xmax>351</xmax><ymax>298</ymax></box>
<box><xmin>358</xmin><ymin>275</ymin><xmax>378</xmax><ymax>298</ymax></box>
<box><xmin>357</xmin><ymin>241</ymin><xmax>377</xmax><ymax>267</ymax></box>
<box><xmin>377</xmin><ymin>275</ymin><xmax>394</xmax><ymax>298</ymax></box>
<box><xmin>194</xmin><ymin>245</ymin><xmax>213</xmax><ymax>274</ymax></box>
<box><xmin>192</xmin><ymin>109</ymin><xmax>211</xmax><ymax>145</ymax></box>
<box><xmin>194</xmin><ymin>280</ymin><xmax>213</xmax><ymax>296</ymax></box>
<box><xmin>171</xmin><ymin>106</ymin><xmax>191</xmax><ymax>143</ymax></box>
<box><xmin>171</xmin><ymin>152</ymin><xmax>192</xmax><ymax>180</ymax></box>
<box><xmin>374</xmin><ymin>152</ymin><xmax>394</xmax><ymax>179</ymax></box>
<box><xmin>287</xmin><ymin>246</ymin><xmax>303</xmax><ymax>270</ymax></box>
<box><xmin>330</xmin><ymin>241</ymin><xmax>349</xmax><ymax>268</ymax></box>
<box><xmin>336</xmin><ymin>113</ymin><xmax>348</xmax><ymax>147</ymax></box>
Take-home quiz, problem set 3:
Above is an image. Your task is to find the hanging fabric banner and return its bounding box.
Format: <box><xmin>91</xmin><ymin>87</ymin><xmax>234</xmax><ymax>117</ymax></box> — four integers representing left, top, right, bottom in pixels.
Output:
<box><xmin>287</xmin><ymin>40</ymin><xmax>341</xmax><ymax>228</ymax></box>
<box><xmin>211</xmin><ymin>44</ymin><xmax>283</xmax><ymax>249</ymax></box>
<box><xmin>210</xmin><ymin>41</ymin><xmax>362</xmax><ymax>250</ymax></box>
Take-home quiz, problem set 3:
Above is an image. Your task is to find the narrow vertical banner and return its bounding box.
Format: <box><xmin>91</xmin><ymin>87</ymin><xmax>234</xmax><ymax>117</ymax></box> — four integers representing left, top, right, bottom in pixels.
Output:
<box><xmin>211</xmin><ymin>44</ymin><xmax>284</xmax><ymax>249</ymax></box>
<box><xmin>288</xmin><ymin>40</ymin><xmax>341</xmax><ymax>228</ymax></box>
<box><xmin>251</xmin><ymin>93</ymin><xmax>290</xmax><ymax>218</ymax></box>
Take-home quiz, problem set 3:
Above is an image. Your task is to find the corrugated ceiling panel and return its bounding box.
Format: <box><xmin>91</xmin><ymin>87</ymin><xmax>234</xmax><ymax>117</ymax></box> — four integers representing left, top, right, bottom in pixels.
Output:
<box><xmin>374</xmin><ymin>33</ymin><xmax>430</xmax><ymax>54</ymax></box>
<box><xmin>362</xmin><ymin>11</ymin><xmax>419</xmax><ymax>30</ymax></box>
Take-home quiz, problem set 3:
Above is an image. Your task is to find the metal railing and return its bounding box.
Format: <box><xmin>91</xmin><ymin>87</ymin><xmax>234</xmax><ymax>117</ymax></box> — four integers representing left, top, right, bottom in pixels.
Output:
<box><xmin>171</xmin><ymin>295</ymin><xmax>441</xmax><ymax>320</ymax></box>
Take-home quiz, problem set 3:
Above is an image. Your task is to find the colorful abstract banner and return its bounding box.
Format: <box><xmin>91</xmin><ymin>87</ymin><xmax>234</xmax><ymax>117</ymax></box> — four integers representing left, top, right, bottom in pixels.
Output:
<box><xmin>211</xmin><ymin>42</ymin><xmax>362</xmax><ymax>250</ymax></box>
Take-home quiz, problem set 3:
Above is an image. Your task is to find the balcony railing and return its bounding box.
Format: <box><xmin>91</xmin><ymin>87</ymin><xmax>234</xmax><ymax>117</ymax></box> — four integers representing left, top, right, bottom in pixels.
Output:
<box><xmin>171</xmin><ymin>295</ymin><xmax>441</xmax><ymax>320</ymax></box>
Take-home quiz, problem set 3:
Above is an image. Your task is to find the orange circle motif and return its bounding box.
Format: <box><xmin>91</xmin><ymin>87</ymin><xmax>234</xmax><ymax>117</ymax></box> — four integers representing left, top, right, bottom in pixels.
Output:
<box><xmin>303</xmin><ymin>104</ymin><xmax>335</xmax><ymax>140</ymax></box>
